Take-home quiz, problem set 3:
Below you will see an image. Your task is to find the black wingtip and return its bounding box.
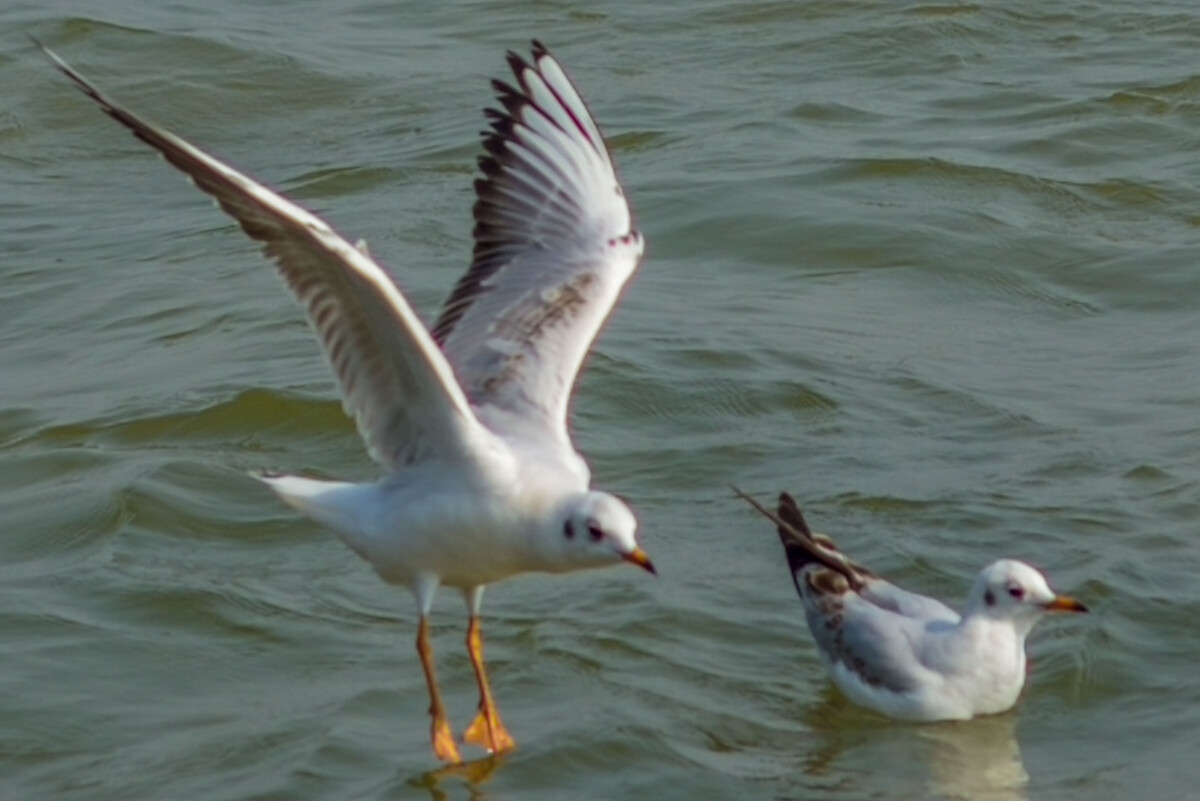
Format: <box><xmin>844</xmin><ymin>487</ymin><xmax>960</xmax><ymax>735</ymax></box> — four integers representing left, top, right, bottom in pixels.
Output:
<box><xmin>505</xmin><ymin>50</ymin><xmax>533</xmax><ymax>85</ymax></box>
<box><xmin>777</xmin><ymin>492</ymin><xmax>814</xmax><ymax>539</ymax></box>
<box><xmin>32</xmin><ymin>37</ymin><xmax>116</xmax><ymax>116</ymax></box>
<box><xmin>505</xmin><ymin>40</ymin><xmax>554</xmax><ymax>90</ymax></box>
<box><xmin>770</xmin><ymin>494</ymin><xmax>827</xmax><ymax>575</ymax></box>
<box><xmin>31</xmin><ymin>35</ymin><xmax>68</xmax><ymax>74</ymax></box>
<box><xmin>733</xmin><ymin>485</ymin><xmax>864</xmax><ymax>585</ymax></box>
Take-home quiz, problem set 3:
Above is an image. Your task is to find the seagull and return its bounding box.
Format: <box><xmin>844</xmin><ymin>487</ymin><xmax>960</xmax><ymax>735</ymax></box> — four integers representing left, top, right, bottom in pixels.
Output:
<box><xmin>733</xmin><ymin>488</ymin><xmax>1086</xmax><ymax>721</ymax></box>
<box><xmin>41</xmin><ymin>39</ymin><xmax>656</xmax><ymax>763</ymax></box>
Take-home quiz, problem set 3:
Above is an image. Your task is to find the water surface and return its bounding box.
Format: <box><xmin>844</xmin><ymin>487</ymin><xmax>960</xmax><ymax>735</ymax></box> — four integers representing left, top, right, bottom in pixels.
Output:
<box><xmin>4</xmin><ymin>1</ymin><xmax>1199</xmax><ymax>798</ymax></box>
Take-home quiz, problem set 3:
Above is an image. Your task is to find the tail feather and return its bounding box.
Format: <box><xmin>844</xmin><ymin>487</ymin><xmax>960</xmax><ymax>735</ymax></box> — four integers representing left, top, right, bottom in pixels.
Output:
<box><xmin>255</xmin><ymin>473</ymin><xmax>367</xmax><ymax>538</ymax></box>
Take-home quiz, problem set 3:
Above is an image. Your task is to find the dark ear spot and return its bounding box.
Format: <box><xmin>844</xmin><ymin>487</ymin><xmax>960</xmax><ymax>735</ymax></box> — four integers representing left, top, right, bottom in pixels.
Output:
<box><xmin>985</xmin><ymin>590</ymin><xmax>996</xmax><ymax>607</ymax></box>
<box><xmin>563</xmin><ymin>520</ymin><xmax>575</xmax><ymax>539</ymax></box>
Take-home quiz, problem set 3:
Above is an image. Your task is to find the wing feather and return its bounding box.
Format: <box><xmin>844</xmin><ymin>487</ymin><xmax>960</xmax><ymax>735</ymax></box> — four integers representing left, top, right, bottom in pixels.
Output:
<box><xmin>41</xmin><ymin>43</ymin><xmax>483</xmax><ymax>470</ymax></box>
<box><xmin>432</xmin><ymin>41</ymin><xmax>643</xmax><ymax>447</ymax></box>
<box><xmin>814</xmin><ymin>592</ymin><xmax>930</xmax><ymax>695</ymax></box>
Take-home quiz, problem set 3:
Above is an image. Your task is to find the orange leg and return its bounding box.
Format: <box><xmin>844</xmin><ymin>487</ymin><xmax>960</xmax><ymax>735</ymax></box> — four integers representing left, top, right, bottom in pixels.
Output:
<box><xmin>417</xmin><ymin>616</ymin><xmax>462</xmax><ymax>764</ymax></box>
<box><xmin>462</xmin><ymin>615</ymin><xmax>517</xmax><ymax>754</ymax></box>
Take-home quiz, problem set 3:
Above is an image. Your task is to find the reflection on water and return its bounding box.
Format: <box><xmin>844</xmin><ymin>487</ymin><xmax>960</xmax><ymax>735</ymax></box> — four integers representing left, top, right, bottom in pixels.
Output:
<box><xmin>9</xmin><ymin>0</ymin><xmax>1200</xmax><ymax>796</ymax></box>
<box><xmin>411</xmin><ymin>754</ymin><xmax>506</xmax><ymax>801</ymax></box>
<box><xmin>798</xmin><ymin>691</ymin><xmax>1028</xmax><ymax>800</ymax></box>
<box><xmin>919</xmin><ymin>715</ymin><xmax>1029</xmax><ymax>801</ymax></box>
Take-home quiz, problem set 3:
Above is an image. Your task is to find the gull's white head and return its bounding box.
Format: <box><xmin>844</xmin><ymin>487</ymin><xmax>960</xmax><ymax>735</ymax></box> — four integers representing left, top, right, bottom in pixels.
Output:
<box><xmin>553</xmin><ymin>491</ymin><xmax>655</xmax><ymax>575</ymax></box>
<box><xmin>967</xmin><ymin>559</ymin><xmax>1087</xmax><ymax>634</ymax></box>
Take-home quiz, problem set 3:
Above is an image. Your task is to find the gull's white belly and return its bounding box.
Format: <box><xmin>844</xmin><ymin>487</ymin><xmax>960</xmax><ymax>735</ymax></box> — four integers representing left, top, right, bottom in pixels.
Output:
<box><xmin>364</xmin><ymin>497</ymin><xmax>536</xmax><ymax>589</ymax></box>
<box><xmin>274</xmin><ymin>470</ymin><xmax>561</xmax><ymax>590</ymax></box>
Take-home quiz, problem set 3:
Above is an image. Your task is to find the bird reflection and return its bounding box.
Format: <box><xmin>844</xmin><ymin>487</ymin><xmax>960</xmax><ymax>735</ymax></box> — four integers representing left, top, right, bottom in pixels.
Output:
<box><xmin>798</xmin><ymin>690</ymin><xmax>1029</xmax><ymax>800</ymax></box>
<box><xmin>410</xmin><ymin>754</ymin><xmax>507</xmax><ymax>801</ymax></box>
<box><xmin>919</xmin><ymin>714</ymin><xmax>1029</xmax><ymax>801</ymax></box>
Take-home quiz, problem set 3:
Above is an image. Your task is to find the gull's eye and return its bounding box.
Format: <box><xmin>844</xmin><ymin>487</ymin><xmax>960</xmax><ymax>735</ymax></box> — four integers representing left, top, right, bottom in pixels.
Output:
<box><xmin>1008</xmin><ymin>585</ymin><xmax>1025</xmax><ymax>600</ymax></box>
<box><xmin>586</xmin><ymin>522</ymin><xmax>604</xmax><ymax>542</ymax></box>
<box><xmin>563</xmin><ymin>520</ymin><xmax>575</xmax><ymax>539</ymax></box>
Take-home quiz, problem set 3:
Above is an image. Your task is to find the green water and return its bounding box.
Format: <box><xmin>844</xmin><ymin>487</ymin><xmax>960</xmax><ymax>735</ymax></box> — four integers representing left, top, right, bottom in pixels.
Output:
<box><xmin>4</xmin><ymin>1</ymin><xmax>1199</xmax><ymax>798</ymax></box>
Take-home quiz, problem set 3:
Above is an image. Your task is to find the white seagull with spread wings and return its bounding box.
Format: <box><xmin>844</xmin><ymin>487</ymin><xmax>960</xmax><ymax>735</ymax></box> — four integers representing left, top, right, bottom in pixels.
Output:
<box><xmin>42</xmin><ymin>39</ymin><xmax>655</xmax><ymax>763</ymax></box>
<box><xmin>735</xmin><ymin>489</ymin><xmax>1086</xmax><ymax>721</ymax></box>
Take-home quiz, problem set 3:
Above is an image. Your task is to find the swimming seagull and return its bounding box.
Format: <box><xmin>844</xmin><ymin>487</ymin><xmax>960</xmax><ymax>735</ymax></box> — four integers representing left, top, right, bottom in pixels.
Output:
<box><xmin>41</xmin><ymin>39</ymin><xmax>656</xmax><ymax>763</ymax></box>
<box><xmin>733</xmin><ymin>488</ymin><xmax>1086</xmax><ymax>721</ymax></box>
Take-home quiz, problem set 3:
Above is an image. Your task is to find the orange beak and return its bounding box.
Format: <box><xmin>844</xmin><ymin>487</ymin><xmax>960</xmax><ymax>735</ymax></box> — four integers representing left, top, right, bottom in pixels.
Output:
<box><xmin>623</xmin><ymin>546</ymin><xmax>657</xmax><ymax>576</ymax></box>
<box><xmin>1044</xmin><ymin>595</ymin><xmax>1088</xmax><ymax>613</ymax></box>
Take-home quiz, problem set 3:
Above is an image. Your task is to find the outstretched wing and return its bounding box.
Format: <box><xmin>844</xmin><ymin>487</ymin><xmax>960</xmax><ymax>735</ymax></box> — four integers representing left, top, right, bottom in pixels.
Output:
<box><xmin>432</xmin><ymin>41</ymin><xmax>643</xmax><ymax>449</ymax></box>
<box><xmin>42</xmin><ymin>43</ymin><xmax>484</xmax><ymax>470</ymax></box>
